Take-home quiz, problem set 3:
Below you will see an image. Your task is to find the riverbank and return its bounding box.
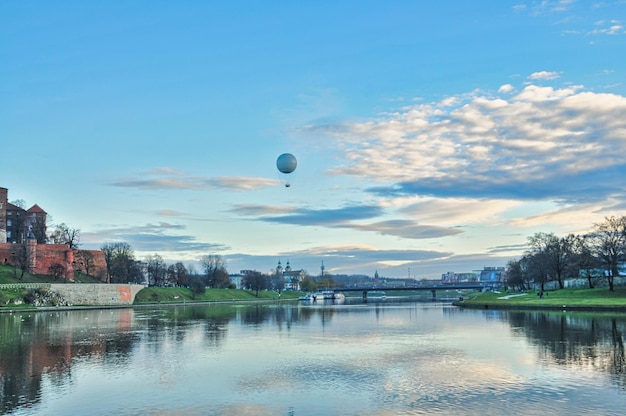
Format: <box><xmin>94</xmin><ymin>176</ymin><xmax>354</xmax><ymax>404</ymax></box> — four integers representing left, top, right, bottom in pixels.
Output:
<box><xmin>0</xmin><ymin>284</ymin><xmax>305</xmax><ymax>313</ymax></box>
<box><xmin>454</xmin><ymin>287</ymin><xmax>626</xmax><ymax>311</ymax></box>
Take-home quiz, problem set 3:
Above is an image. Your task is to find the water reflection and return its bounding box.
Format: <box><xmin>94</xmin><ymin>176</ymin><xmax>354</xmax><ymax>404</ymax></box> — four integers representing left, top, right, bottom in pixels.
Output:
<box><xmin>1</xmin><ymin>303</ymin><xmax>625</xmax><ymax>415</ymax></box>
<box><xmin>505</xmin><ymin>311</ymin><xmax>626</xmax><ymax>388</ymax></box>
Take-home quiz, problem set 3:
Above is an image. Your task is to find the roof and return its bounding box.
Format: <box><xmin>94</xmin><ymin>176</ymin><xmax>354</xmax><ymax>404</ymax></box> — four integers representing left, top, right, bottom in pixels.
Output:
<box><xmin>5</xmin><ymin>202</ymin><xmax>26</xmax><ymax>211</ymax></box>
<box><xmin>27</xmin><ymin>204</ymin><xmax>47</xmax><ymax>214</ymax></box>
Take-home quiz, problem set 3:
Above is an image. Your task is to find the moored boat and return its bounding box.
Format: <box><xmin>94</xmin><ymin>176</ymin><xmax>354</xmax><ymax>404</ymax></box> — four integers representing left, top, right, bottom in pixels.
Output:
<box><xmin>299</xmin><ymin>291</ymin><xmax>345</xmax><ymax>302</ymax></box>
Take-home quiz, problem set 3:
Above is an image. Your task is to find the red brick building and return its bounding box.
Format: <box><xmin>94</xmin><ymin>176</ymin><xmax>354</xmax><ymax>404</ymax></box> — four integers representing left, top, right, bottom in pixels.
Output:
<box><xmin>0</xmin><ymin>186</ymin><xmax>107</xmax><ymax>281</ymax></box>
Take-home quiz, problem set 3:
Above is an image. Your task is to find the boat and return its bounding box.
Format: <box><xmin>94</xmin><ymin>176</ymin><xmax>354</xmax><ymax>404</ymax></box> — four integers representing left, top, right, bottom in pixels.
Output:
<box><xmin>299</xmin><ymin>291</ymin><xmax>345</xmax><ymax>302</ymax></box>
<box><xmin>368</xmin><ymin>290</ymin><xmax>386</xmax><ymax>300</ymax></box>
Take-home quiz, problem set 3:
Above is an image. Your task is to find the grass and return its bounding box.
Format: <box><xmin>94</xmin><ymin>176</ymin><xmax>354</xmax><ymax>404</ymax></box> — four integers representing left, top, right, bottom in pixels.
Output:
<box><xmin>1</xmin><ymin>264</ymin><xmax>305</xmax><ymax>308</ymax></box>
<box><xmin>133</xmin><ymin>287</ymin><xmax>304</xmax><ymax>304</ymax></box>
<box><xmin>455</xmin><ymin>287</ymin><xmax>626</xmax><ymax>310</ymax></box>
<box><xmin>0</xmin><ymin>264</ymin><xmax>102</xmax><ymax>284</ymax></box>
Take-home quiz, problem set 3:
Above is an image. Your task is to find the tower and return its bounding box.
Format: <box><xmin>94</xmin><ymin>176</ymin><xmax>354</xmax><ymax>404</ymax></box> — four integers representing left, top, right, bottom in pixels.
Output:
<box><xmin>0</xmin><ymin>187</ymin><xmax>7</xmax><ymax>243</ymax></box>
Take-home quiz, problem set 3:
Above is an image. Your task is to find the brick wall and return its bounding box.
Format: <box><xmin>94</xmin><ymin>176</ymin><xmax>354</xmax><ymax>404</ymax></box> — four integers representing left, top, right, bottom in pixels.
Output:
<box><xmin>0</xmin><ymin>242</ymin><xmax>108</xmax><ymax>281</ymax></box>
<box><xmin>50</xmin><ymin>283</ymin><xmax>145</xmax><ymax>305</ymax></box>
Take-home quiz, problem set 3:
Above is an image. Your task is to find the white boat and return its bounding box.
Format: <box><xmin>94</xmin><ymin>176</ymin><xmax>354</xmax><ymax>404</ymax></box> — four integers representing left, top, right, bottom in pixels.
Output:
<box><xmin>313</xmin><ymin>291</ymin><xmax>345</xmax><ymax>301</ymax></box>
<box><xmin>299</xmin><ymin>291</ymin><xmax>345</xmax><ymax>302</ymax></box>
<box><xmin>368</xmin><ymin>290</ymin><xmax>386</xmax><ymax>300</ymax></box>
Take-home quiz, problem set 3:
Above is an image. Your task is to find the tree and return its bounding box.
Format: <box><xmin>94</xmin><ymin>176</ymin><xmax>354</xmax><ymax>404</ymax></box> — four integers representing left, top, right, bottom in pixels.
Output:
<box><xmin>573</xmin><ymin>234</ymin><xmax>601</xmax><ymax>289</ymax></box>
<box><xmin>74</xmin><ymin>251</ymin><xmax>95</xmax><ymax>276</ymax></box>
<box><xmin>526</xmin><ymin>232</ymin><xmax>577</xmax><ymax>290</ymax></box>
<box><xmin>588</xmin><ymin>216</ymin><xmax>626</xmax><ymax>291</ymax></box>
<box><xmin>10</xmin><ymin>245</ymin><xmax>33</xmax><ymax>280</ymax></box>
<box><xmin>101</xmin><ymin>242</ymin><xmax>141</xmax><ymax>284</ymax></box>
<box><xmin>49</xmin><ymin>223</ymin><xmax>81</xmax><ymax>249</ymax></box>
<box><xmin>505</xmin><ymin>259</ymin><xmax>526</xmax><ymax>291</ymax></box>
<box><xmin>30</xmin><ymin>215</ymin><xmax>48</xmax><ymax>244</ymax></box>
<box><xmin>299</xmin><ymin>275</ymin><xmax>317</xmax><ymax>292</ymax></box>
<box><xmin>167</xmin><ymin>262</ymin><xmax>189</xmax><ymax>287</ymax></box>
<box><xmin>201</xmin><ymin>254</ymin><xmax>228</xmax><ymax>288</ymax></box>
<box><xmin>145</xmin><ymin>254</ymin><xmax>167</xmax><ymax>287</ymax></box>
<box><xmin>189</xmin><ymin>276</ymin><xmax>206</xmax><ymax>298</ymax></box>
<box><xmin>270</xmin><ymin>270</ymin><xmax>285</xmax><ymax>292</ymax></box>
<box><xmin>547</xmin><ymin>234</ymin><xmax>577</xmax><ymax>289</ymax></box>
<box><xmin>242</xmin><ymin>271</ymin><xmax>269</xmax><ymax>297</ymax></box>
<box><xmin>523</xmin><ymin>250</ymin><xmax>550</xmax><ymax>292</ymax></box>
<box><xmin>48</xmin><ymin>262</ymin><xmax>66</xmax><ymax>281</ymax></box>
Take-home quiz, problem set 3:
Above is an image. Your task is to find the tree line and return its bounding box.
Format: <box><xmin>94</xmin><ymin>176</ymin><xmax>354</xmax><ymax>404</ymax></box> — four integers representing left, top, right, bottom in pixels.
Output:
<box><xmin>506</xmin><ymin>216</ymin><xmax>626</xmax><ymax>292</ymax></box>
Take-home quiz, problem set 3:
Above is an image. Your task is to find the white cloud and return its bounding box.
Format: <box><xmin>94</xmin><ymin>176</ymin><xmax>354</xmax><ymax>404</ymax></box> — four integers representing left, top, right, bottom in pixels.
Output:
<box><xmin>109</xmin><ymin>170</ymin><xmax>279</xmax><ymax>191</ymax></box>
<box><xmin>498</xmin><ymin>84</ymin><xmax>515</xmax><ymax>93</ymax></box>
<box><xmin>528</xmin><ymin>71</ymin><xmax>561</xmax><ymax>80</ymax></box>
<box><xmin>305</xmin><ymin>81</ymin><xmax>626</xmax><ymax>207</ymax></box>
<box><xmin>588</xmin><ymin>20</ymin><xmax>624</xmax><ymax>35</ymax></box>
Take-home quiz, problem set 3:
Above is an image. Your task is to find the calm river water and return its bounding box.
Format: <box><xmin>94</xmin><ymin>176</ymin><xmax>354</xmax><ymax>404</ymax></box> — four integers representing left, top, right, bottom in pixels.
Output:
<box><xmin>1</xmin><ymin>299</ymin><xmax>625</xmax><ymax>415</ymax></box>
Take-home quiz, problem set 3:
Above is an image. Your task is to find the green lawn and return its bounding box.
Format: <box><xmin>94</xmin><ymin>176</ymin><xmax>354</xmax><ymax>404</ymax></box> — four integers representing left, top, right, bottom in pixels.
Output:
<box><xmin>455</xmin><ymin>287</ymin><xmax>626</xmax><ymax>309</ymax></box>
<box><xmin>0</xmin><ymin>264</ymin><xmax>102</xmax><ymax>284</ymax></box>
<box><xmin>1</xmin><ymin>264</ymin><xmax>305</xmax><ymax>308</ymax></box>
<box><xmin>134</xmin><ymin>287</ymin><xmax>304</xmax><ymax>304</ymax></box>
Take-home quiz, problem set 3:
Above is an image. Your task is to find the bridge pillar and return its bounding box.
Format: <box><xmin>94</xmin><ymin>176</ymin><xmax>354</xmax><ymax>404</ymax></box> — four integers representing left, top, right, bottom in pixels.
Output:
<box><xmin>431</xmin><ymin>289</ymin><xmax>436</xmax><ymax>300</ymax></box>
<box><xmin>362</xmin><ymin>290</ymin><xmax>368</xmax><ymax>301</ymax></box>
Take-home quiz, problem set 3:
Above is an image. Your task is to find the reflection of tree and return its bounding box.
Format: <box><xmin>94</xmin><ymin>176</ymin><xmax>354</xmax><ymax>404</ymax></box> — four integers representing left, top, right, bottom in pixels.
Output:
<box><xmin>0</xmin><ymin>311</ymin><xmax>138</xmax><ymax>414</ymax></box>
<box><xmin>505</xmin><ymin>311</ymin><xmax>626</xmax><ymax>389</ymax></box>
<box><xmin>608</xmin><ymin>319</ymin><xmax>625</xmax><ymax>388</ymax></box>
<box><xmin>1</xmin><ymin>303</ymin><xmax>349</xmax><ymax>414</ymax></box>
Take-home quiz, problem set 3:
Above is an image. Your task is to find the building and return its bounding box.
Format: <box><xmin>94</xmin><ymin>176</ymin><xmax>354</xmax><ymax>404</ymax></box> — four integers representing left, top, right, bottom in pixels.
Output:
<box><xmin>276</xmin><ymin>260</ymin><xmax>304</xmax><ymax>290</ymax></box>
<box><xmin>0</xmin><ymin>186</ymin><xmax>107</xmax><ymax>281</ymax></box>
<box><xmin>477</xmin><ymin>266</ymin><xmax>505</xmax><ymax>282</ymax></box>
<box><xmin>0</xmin><ymin>187</ymin><xmax>48</xmax><ymax>244</ymax></box>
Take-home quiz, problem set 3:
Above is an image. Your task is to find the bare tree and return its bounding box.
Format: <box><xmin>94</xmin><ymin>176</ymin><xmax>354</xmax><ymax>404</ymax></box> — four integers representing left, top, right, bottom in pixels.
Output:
<box><xmin>573</xmin><ymin>234</ymin><xmax>601</xmax><ymax>289</ymax></box>
<box><xmin>50</xmin><ymin>223</ymin><xmax>81</xmax><ymax>249</ymax></box>
<box><xmin>74</xmin><ymin>251</ymin><xmax>95</xmax><ymax>276</ymax></box>
<box><xmin>201</xmin><ymin>254</ymin><xmax>229</xmax><ymax>288</ymax></box>
<box><xmin>242</xmin><ymin>270</ymin><xmax>269</xmax><ymax>297</ymax></box>
<box><xmin>101</xmin><ymin>242</ymin><xmax>140</xmax><ymax>283</ymax></box>
<box><xmin>145</xmin><ymin>254</ymin><xmax>167</xmax><ymax>287</ymax></box>
<box><xmin>166</xmin><ymin>262</ymin><xmax>188</xmax><ymax>287</ymax></box>
<box><xmin>10</xmin><ymin>245</ymin><xmax>33</xmax><ymax>280</ymax></box>
<box><xmin>505</xmin><ymin>258</ymin><xmax>527</xmax><ymax>291</ymax></box>
<box><xmin>588</xmin><ymin>216</ymin><xmax>626</xmax><ymax>291</ymax></box>
<box><xmin>48</xmin><ymin>262</ymin><xmax>66</xmax><ymax>281</ymax></box>
<box><xmin>30</xmin><ymin>215</ymin><xmax>48</xmax><ymax>244</ymax></box>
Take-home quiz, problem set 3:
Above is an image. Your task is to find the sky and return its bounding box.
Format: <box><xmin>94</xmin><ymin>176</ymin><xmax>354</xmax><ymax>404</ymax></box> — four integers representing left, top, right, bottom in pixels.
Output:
<box><xmin>2</xmin><ymin>1</ymin><xmax>626</xmax><ymax>279</ymax></box>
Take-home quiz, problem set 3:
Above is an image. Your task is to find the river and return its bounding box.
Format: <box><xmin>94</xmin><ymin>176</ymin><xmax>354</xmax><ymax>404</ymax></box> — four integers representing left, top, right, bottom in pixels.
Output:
<box><xmin>1</xmin><ymin>299</ymin><xmax>625</xmax><ymax>415</ymax></box>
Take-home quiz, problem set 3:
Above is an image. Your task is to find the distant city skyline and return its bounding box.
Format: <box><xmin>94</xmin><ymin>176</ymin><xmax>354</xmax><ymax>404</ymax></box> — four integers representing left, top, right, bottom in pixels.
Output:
<box><xmin>2</xmin><ymin>1</ymin><xmax>625</xmax><ymax>278</ymax></box>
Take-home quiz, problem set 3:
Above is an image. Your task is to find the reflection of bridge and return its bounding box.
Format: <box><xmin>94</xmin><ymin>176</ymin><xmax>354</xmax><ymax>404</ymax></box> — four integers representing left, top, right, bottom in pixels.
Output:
<box><xmin>334</xmin><ymin>282</ymin><xmax>502</xmax><ymax>300</ymax></box>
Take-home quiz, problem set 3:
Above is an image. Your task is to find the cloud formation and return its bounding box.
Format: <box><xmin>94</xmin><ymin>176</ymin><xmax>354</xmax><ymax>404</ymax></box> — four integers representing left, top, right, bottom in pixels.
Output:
<box><xmin>109</xmin><ymin>168</ymin><xmax>279</xmax><ymax>191</ymax></box>
<box><xmin>81</xmin><ymin>222</ymin><xmax>228</xmax><ymax>253</ymax></box>
<box><xmin>225</xmin><ymin>244</ymin><xmax>456</xmax><ymax>275</ymax></box>
<box><xmin>308</xmin><ymin>82</ymin><xmax>626</xmax><ymax>205</ymax></box>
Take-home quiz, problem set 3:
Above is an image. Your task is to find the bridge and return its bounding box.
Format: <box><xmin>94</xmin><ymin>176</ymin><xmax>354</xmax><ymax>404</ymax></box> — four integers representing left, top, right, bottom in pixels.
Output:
<box><xmin>333</xmin><ymin>281</ymin><xmax>502</xmax><ymax>301</ymax></box>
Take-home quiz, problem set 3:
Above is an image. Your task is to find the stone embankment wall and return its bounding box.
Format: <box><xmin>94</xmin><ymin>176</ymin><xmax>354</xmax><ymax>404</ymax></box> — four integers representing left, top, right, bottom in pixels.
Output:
<box><xmin>49</xmin><ymin>284</ymin><xmax>145</xmax><ymax>306</ymax></box>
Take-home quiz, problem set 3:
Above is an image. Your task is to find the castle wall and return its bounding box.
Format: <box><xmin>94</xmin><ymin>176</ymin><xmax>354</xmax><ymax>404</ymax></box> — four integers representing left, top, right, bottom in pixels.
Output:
<box><xmin>0</xmin><ymin>243</ymin><xmax>108</xmax><ymax>282</ymax></box>
<box><xmin>49</xmin><ymin>283</ymin><xmax>145</xmax><ymax>306</ymax></box>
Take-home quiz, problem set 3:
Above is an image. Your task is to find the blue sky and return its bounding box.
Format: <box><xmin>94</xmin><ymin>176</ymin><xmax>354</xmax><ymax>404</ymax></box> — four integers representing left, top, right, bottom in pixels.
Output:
<box><xmin>2</xmin><ymin>1</ymin><xmax>626</xmax><ymax>279</ymax></box>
